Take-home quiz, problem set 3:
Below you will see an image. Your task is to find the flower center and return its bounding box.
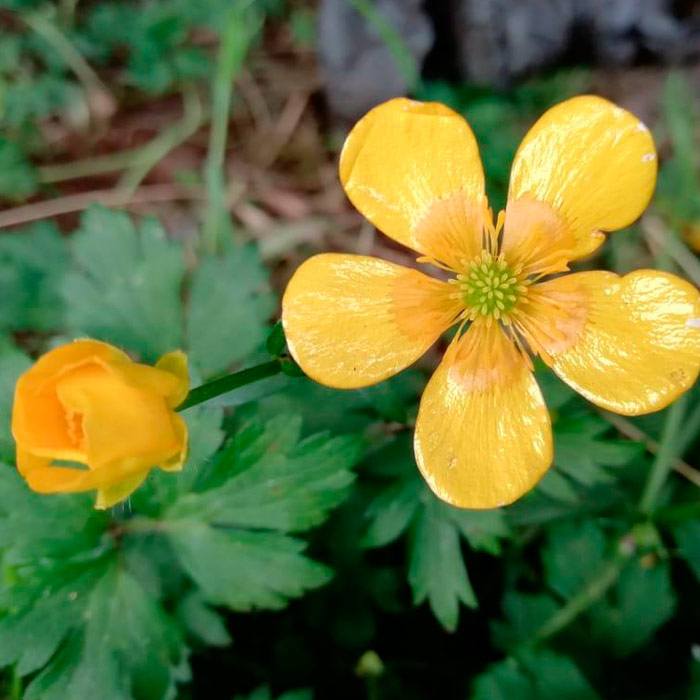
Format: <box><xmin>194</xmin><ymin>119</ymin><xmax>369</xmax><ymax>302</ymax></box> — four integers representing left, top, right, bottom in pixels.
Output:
<box><xmin>456</xmin><ymin>251</ymin><xmax>525</xmax><ymax>321</ymax></box>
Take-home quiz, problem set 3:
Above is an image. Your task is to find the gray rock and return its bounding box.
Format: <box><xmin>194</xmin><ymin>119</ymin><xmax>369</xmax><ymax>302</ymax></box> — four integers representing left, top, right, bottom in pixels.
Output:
<box><xmin>589</xmin><ymin>0</ymin><xmax>695</xmax><ymax>64</ymax></box>
<box><xmin>453</xmin><ymin>0</ymin><xmax>576</xmax><ymax>85</ymax></box>
<box><xmin>453</xmin><ymin>0</ymin><xmax>698</xmax><ymax>86</ymax></box>
<box><xmin>318</xmin><ymin>0</ymin><xmax>434</xmax><ymax>120</ymax></box>
<box><xmin>318</xmin><ymin>0</ymin><xmax>699</xmax><ymax>118</ymax></box>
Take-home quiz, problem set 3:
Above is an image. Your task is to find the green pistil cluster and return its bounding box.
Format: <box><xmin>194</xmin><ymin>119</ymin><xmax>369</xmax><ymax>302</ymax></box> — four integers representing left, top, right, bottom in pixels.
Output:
<box><xmin>456</xmin><ymin>251</ymin><xmax>524</xmax><ymax>320</ymax></box>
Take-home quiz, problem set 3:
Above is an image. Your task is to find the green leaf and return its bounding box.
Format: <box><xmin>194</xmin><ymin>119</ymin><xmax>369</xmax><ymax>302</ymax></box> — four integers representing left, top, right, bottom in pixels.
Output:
<box><xmin>656</xmin><ymin>73</ymin><xmax>700</xmax><ymax>221</ymax></box>
<box><xmin>588</xmin><ymin>559</ymin><xmax>676</xmax><ymax>657</ymax></box>
<box><xmin>362</xmin><ymin>479</ymin><xmax>421</xmax><ymax>548</ymax></box>
<box><xmin>450</xmin><ymin>508</ymin><xmax>510</xmax><ymax>556</ymax></box>
<box><xmin>0</xmin><ymin>138</ymin><xmax>38</xmax><ymax>199</ymax></box>
<box><xmin>408</xmin><ymin>496</ymin><xmax>477</xmax><ymax>632</ymax></box>
<box><xmin>169</xmin><ymin>523</ymin><xmax>331</xmax><ymax>611</ymax></box>
<box><xmin>673</xmin><ymin>520</ymin><xmax>700</xmax><ymax>583</ymax></box>
<box><xmin>248</xmin><ymin>370</ymin><xmax>423</xmax><ymax>433</ymax></box>
<box><xmin>362</xmin><ymin>435</ymin><xmax>508</xmax><ymax>631</ymax></box>
<box><xmin>63</xmin><ymin>206</ymin><xmax>185</xmax><ymax>361</ymax></box>
<box><xmin>176</xmin><ymin>590</ymin><xmax>231</xmax><ymax>647</ymax></box>
<box><xmin>265</xmin><ymin>321</ymin><xmax>287</xmax><ymax>357</ymax></box>
<box><xmin>0</xmin><ymin>340</ymin><xmax>31</xmax><ymax>462</ymax></box>
<box><xmin>471</xmin><ymin>649</ymin><xmax>601</xmax><ymax>700</ymax></box>
<box><xmin>164</xmin><ymin>414</ymin><xmax>361</xmax><ymax>611</ymax></box>
<box><xmin>536</xmin><ymin>470</ymin><xmax>579</xmax><ymax>504</ymax></box>
<box><xmin>535</xmin><ymin>365</ymin><xmax>578</xmax><ymax>412</ymax></box>
<box><xmin>187</xmin><ymin>245</ymin><xmax>275</xmax><ymax>377</ymax></box>
<box><xmin>542</xmin><ymin>521</ymin><xmax>675</xmax><ymax>656</ymax></box>
<box><xmin>535</xmin><ymin>413</ymin><xmax>643</xmax><ymax>503</ymax></box>
<box><xmin>554</xmin><ymin>415</ymin><xmax>641</xmax><ymax>486</ymax></box>
<box><xmin>23</xmin><ymin>558</ymin><xmax>189</xmax><ymax>700</ymax></box>
<box><xmin>168</xmin><ymin>414</ymin><xmax>360</xmax><ymax>531</ymax></box>
<box><xmin>0</xmin><ymin>467</ymin><xmax>106</xmax><ymax>562</ymax></box>
<box><xmin>3</xmin><ymin>75</ymin><xmax>82</xmax><ymax>129</ymax></box>
<box><xmin>543</xmin><ymin>519</ymin><xmax>607</xmax><ymax>598</ymax></box>
<box><xmin>0</xmin><ymin>222</ymin><xmax>70</xmax><ymax>332</ymax></box>
<box><xmin>234</xmin><ymin>686</ymin><xmax>313</xmax><ymax>700</ymax></box>
<box><xmin>491</xmin><ymin>592</ymin><xmax>560</xmax><ymax>650</ymax></box>
<box><xmin>0</xmin><ymin>563</ymin><xmax>104</xmax><ymax>676</ymax></box>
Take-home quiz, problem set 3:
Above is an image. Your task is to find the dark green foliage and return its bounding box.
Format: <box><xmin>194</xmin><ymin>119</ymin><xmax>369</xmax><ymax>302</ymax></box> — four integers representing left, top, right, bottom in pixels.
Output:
<box><xmin>471</xmin><ymin>650</ymin><xmax>601</xmax><ymax>700</ymax></box>
<box><xmin>265</xmin><ymin>322</ymin><xmax>287</xmax><ymax>358</ymax></box>
<box><xmin>0</xmin><ymin>401</ymin><xmax>359</xmax><ymax>699</ymax></box>
<box><xmin>0</xmin><ymin>341</ymin><xmax>31</xmax><ymax>462</ymax></box>
<box><xmin>0</xmin><ymin>223</ymin><xmax>69</xmax><ymax>332</ymax></box>
<box><xmin>63</xmin><ymin>206</ymin><xmax>186</xmax><ymax>361</ymax></box>
<box><xmin>234</xmin><ymin>687</ymin><xmax>313</xmax><ymax>700</ymax></box>
<box><xmin>187</xmin><ymin>246</ymin><xmax>276</xmax><ymax>377</ymax></box>
<box><xmin>362</xmin><ymin>435</ymin><xmax>509</xmax><ymax>631</ymax></box>
<box><xmin>0</xmin><ymin>208</ymin><xmax>363</xmax><ymax>699</ymax></box>
<box><xmin>0</xmin><ymin>140</ymin><xmax>37</xmax><ymax>199</ymax></box>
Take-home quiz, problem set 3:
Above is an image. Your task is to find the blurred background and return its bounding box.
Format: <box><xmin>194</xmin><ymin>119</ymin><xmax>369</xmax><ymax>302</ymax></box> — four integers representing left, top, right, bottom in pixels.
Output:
<box><xmin>2</xmin><ymin>1</ymin><xmax>700</xmax><ymax>700</ymax></box>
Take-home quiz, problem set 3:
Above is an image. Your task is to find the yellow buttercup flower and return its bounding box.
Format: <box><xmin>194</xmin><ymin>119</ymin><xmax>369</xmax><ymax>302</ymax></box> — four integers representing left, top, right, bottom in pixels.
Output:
<box><xmin>282</xmin><ymin>96</ymin><xmax>700</xmax><ymax>509</ymax></box>
<box><xmin>12</xmin><ymin>339</ymin><xmax>189</xmax><ymax>509</ymax></box>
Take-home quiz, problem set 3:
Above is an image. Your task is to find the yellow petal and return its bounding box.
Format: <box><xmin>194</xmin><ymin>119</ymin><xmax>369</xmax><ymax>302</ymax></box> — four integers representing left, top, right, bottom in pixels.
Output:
<box><xmin>340</xmin><ymin>98</ymin><xmax>488</xmax><ymax>269</ymax></box>
<box><xmin>504</xmin><ymin>95</ymin><xmax>657</xmax><ymax>269</ymax></box>
<box><xmin>95</xmin><ymin>471</ymin><xmax>149</xmax><ymax>509</ymax></box>
<box><xmin>11</xmin><ymin>340</ymin><xmax>128</xmax><ymax>456</ymax></box>
<box><xmin>26</xmin><ymin>459</ymin><xmax>144</xmax><ymax>495</ymax></box>
<box><xmin>56</xmin><ymin>365</ymin><xmax>184</xmax><ymax>470</ymax></box>
<box><xmin>282</xmin><ymin>253</ymin><xmax>462</xmax><ymax>389</ymax></box>
<box><xmin>414</xmin><ymin>320</ymin><xmax>553</xmax><ymax>508</ymax></box>
<box><xmin>15</xmin><ymin>448</ymin><xmax>50</xmax><ymax>478</ymax></box>
<box><xmin>156</xmin><ymin>350</ymin><xmax>190</xmax><ymax>408</ymax></box>
<box><xmin>535</xmin><ymin>270</ymin><xmax>700</xmax><ymax>415</ymax></box>
<box><xmin>26</xmin><ymin>465</ymin><xmax>96</xmax><ymax>494</ymax></box>
<box><xmin>18</xmin><ymin>339</ymin><xmax>129</xmax><ymax>386</ymax></box>
<box><xmin>161</xmin><ymin>414</ymin><xmax>188</xmax><ymax>472</ymax></box>
<box><xmin>109</xmin><ymin>350</ymin><xmax>189</xmax><ymax>409</ymax></box>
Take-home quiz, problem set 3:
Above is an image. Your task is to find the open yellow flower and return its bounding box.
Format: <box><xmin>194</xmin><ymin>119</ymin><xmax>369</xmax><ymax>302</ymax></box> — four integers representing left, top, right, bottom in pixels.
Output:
<box><xmin>12</xmin><ymin>339</ymin><xmax>189</xmax><ymax>509</ymax></box>
<box><xmin>282</xmin><ymin>96</ymin><xmax>700</xmax><ymax>509</ymax></box>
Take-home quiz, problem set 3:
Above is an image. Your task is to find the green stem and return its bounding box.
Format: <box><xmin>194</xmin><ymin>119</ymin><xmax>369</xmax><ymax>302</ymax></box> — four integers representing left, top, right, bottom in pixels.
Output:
<box><xmin>529</xmin><ymin>547</ymin><xmax>631</xmax><ymax>645</ymax></box>
<box><xmin>10</xmin><ymin>669</ymin><xmax>22</xmax><ymax>700</ymax></box>
<box><xmin>677</xmin><ymin>398</ymin><xmax>700</xmax><ymax>456</ymax></box>
<box><xmin>118</xmin><ymin>86</ymin><xmax>204</xmax><ymax>196</ymax></box>
<box><xmin>38</xmin><ymin>88</ymin><xmax>203</xmax><ymax>185</ymax></box>
<box><xmin>177</xmin><ymin>360</ymin><xmax>282</xmax><ymax>411</ymax></box>
<box><xmin>201</xmin><ymin>8</ymin><xmax>258</xmax><ymax>254</ymax></box>
<box><xmin>366</xmin><ymin>678</ymin><xmax>380</xmax><ymax>700</ymax></box>
<box><xmin>22</xmin><ymin>10</ymin><xmax>110</xmax><ymax>102</ymax></box>
<box><xmin>39</xmin><ymin>150</ymin><xmax>151</xmax><ymax>184</ymax></box>
<box><xmin>639</xmin><ymin>393</ymin><xmax>689</xmax><ymax>515</ymax></box>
